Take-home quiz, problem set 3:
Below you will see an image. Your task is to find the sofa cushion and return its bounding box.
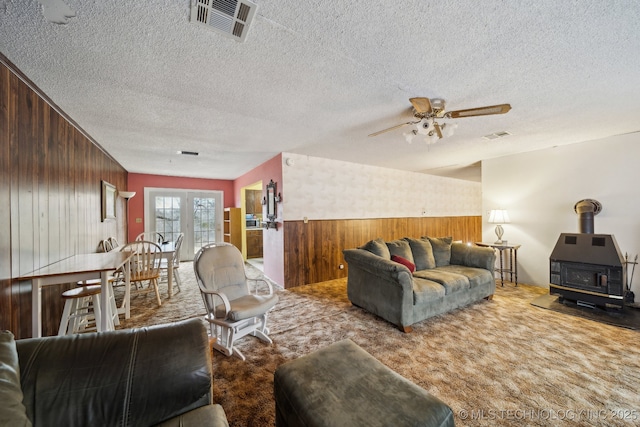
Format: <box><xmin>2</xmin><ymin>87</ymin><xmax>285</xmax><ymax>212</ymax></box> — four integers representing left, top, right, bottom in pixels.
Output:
<box><xmin>412</xmin><ymin>278</ymin><xmax>446</xmax><ymax>304</ymax></box>
<box><xmin>215</xmin><ymin>293</ymin><xmax>279</xmax><ymax>321</ymax></box>
<box><xmin>425</xmin><ymin>237</ymin><xmax>453</xmax><ymax>267</ymax></box>
<box><xmin>450</xmin><ymin>242</ymin><xmax>469</xmax><ymax>266</ymax></box>
<box><xmin>16</xmin><ymin>319</ymin><xmax>212</xmax><ymax>427</ymax></box>
<box><xmin>386</xmin><ymin>239</ymin><xmax>414</xmax><ymax>264</ymax></box>
<box><xmin>451</xmin><ymin>243</ymin><xmax>497</xmax><ymax>270</ymax></box>
<box><xmin>413</xmin><ymin>269</ymin><xmax>470</xmax><ymax>294</ymax></box>
<box><xmin>0</xmin><ymin>331</ymin><xmax>31</xmax><ymax>427</ymax></box>
<box><xmin>406</xmin><ymin>238</ymin><xmax>436</xmax><ymax>270</ymax></box>
<box><xmin>438</xmin><ymin>265</ymin><xmax>495</xmax><ymax>289</ymax></box>
<box><xmin>391</xmin><ymin>255</ymin><xmax>416</xmax><ymax>273</ymax></box>
<box><xmin>360</xmin><ymin>238</ymin><xmax>391</xmax><ymax>259</ymax></box>
<box><xmin>154</xmin><ymin>404</ymin><xmax>229</xmax><ymax>427</ymax></box>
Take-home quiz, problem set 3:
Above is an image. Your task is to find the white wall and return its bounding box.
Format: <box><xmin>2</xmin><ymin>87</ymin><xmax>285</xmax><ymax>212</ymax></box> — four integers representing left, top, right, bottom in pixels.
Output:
<box><xmin>281</xmin><ymin>153</ymin><xmax>482</xmax><ymax>220</ymax></box>
<box><xmin>482</xmin><ymin>133</ymin><xmax>640</xmax><ymax>296</ymax></box>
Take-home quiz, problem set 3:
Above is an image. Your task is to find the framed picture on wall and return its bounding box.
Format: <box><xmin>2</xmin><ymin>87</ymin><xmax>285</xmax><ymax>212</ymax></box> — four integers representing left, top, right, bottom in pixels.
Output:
<box><xmin>102</xmin><ymin>180</ymin><xmax>116</xmax><ymax>221</ymax></box>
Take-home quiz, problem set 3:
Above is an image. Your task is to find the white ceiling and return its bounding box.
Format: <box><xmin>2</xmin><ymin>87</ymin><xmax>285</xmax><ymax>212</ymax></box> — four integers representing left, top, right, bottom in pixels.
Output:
<box><xmin>2</xmin><ymin>0</ymin><xmax>639</xmax><ymax>182</ymax></box>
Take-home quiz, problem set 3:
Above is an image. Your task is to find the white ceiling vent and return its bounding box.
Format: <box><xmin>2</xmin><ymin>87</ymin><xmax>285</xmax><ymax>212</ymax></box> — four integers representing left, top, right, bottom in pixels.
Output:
<box><xmin>482</xmin><ymin>131</ymin><xmax>512</xmax><ymax>140</ymax></box>
<box><xmin>191</xmin><ymin>0</ymin><xmax>258</xmax><ymax>42</ymax></box>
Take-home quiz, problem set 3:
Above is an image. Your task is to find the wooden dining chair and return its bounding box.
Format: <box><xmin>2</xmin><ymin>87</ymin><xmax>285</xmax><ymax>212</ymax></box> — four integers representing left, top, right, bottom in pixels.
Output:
<box><xmin>121</xmin><ymin>240</ymin><xmax>163</xmax><ymax>308</ymax></box>
<box><xmin>135</xmin><ymin>231</ymin><xmax>165</xmax><ymax>245</ymax></box>
<box><xmin>107</xmin><ymin>236</ymin><xmax>119</xmax><ymax>248</ymax></box>
<box><xmin>97</xmin><ymin>238</ymin><xmax>114</xmax><ymax>253</ymax></box>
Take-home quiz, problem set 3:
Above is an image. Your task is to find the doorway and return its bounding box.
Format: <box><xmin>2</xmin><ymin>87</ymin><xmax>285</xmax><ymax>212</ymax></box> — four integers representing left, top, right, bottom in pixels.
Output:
<box><xmin>144</xmin><ymin>188</ymin><xmax>224</xmax><ymax>260</ymax></box>
<box><xmin>242</xmin><ymin>181</ymin><xmax>263</xmax><ymax>271</ymax></box>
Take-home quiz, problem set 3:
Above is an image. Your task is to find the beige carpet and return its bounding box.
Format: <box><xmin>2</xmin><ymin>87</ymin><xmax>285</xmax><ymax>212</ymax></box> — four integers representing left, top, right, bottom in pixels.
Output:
<box><xmin>119</xmin><ymin>264</ymin><xmax>640</xmax><ymax>427</ymax></box>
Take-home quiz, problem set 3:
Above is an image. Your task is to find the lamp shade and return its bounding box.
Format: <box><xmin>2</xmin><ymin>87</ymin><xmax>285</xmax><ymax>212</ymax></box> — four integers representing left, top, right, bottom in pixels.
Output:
<box><xmin>119</xmin><ymin>191</ymin><xmax>136</xmax><ymax>199</ymax></box>
<box><xmin>488</xmin><ymin>209</ymin><xmax>510</xmax><ymax>224</ymax></box>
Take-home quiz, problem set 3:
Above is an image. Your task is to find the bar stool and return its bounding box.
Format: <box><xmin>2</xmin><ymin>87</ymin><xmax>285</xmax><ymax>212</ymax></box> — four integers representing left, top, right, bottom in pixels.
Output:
<box><xmin>76</xmin><ymin>238</ymin><xmax>122</xmax><ymax>325</ymax></box>
<box><xmin>58</xmin><ymin>285</ymin><xmax>113</xmax><ymax>335</ymax></box>
<box><xmin>76</xmin><ymin>278</ymin><xmax>120</xmax><ymax>327</ymax></box>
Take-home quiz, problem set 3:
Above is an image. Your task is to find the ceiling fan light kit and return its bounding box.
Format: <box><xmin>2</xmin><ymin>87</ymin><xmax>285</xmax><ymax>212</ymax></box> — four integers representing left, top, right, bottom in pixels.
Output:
<box><xmin>403</xmin><ymin>118</ymin><xmax>459</xmax><ymax>144</ymax></box>
<box><xmin>369</xmin><ymin>97</ymin><xmax>511</xmax><ymax>144</ymax></box>
<box><xmin>417</xmin><ymin>119</ymin><xmax>433</xmax><ymax>135</ymax></box>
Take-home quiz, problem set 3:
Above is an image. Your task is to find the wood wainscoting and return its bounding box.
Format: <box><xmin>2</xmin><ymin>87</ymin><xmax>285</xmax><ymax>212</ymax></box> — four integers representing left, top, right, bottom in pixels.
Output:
<box><xmin>1</xmin><ymin>56</ymin><xmax>128</xmax><ymax>338</ymax></box>
<box><xmin>283</xmin><ymin>216</ymin><xmax>481</xmax><ymax>288</ymax></box>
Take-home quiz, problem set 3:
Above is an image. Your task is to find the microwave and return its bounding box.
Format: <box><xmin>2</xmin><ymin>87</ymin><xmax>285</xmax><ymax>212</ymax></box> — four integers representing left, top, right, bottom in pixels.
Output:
<box><xmin>246</xmin><ymin>219</ymin><xmax>259</xmax><ymax>228</ymax></box>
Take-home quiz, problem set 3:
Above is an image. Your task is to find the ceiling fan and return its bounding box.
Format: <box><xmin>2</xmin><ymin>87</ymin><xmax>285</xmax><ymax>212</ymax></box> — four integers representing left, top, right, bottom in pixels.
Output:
<box><xmin>368</xmin><ymin>97</ymin><xmax>511</xmax><ymax>140</ymax></box>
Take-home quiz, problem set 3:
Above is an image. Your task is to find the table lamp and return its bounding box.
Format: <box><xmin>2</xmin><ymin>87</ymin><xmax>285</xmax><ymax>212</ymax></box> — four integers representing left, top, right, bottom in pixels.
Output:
<box><xmin>488</xmin><ymin>209</ymin><xmax>510</xmax><ymax>244</ymax></box>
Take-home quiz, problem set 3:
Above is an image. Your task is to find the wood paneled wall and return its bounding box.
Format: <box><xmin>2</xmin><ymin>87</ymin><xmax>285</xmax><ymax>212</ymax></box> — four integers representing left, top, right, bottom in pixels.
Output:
<box><xmin>283</xmin><ymin>216</ymin><xmax>481</xmax><ymax>288</ymax></box>
<box><xmin>0</xmin><ymin>57</ymin><xmax>128</xmax><ymax>338</ymax></box>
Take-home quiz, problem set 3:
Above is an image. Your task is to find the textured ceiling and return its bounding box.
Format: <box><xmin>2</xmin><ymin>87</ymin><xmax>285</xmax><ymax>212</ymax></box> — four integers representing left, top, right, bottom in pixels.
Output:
<box><xmin>2</xmin><ymin>0</ymin><xmax>640</xmax><ymax>181</ymax></box>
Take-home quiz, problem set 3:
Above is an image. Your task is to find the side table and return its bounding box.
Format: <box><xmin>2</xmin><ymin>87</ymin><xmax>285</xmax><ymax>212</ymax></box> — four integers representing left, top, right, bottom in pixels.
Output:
<box><xmin>476</xmin><ymin>242</ymin><xmax>522</xmax><ymax>286</ymax></box>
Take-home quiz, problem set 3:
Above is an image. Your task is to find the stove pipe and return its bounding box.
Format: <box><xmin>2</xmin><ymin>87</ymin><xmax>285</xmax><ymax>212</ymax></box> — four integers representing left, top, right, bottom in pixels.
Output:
<box><xmin>573</xmin><ymin>199</ymin><xmax>602</xmax><ymax>234</ymax></box>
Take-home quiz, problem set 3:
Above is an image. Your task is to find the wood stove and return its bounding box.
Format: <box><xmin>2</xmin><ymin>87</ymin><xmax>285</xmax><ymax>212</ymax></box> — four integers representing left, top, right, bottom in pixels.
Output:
<box><xmin>550</xmin><ymin>234</ymin><xmax>625</xmax><ymax>308</ymax></box>
<box><xmin>549</xmin><ymin>200</ymin><xmax>626</xmax><ymax>309</ymax></box>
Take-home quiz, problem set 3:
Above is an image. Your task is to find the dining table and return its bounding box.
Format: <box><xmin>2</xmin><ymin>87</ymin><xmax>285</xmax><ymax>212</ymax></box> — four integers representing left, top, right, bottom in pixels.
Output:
<box><xmin>159</xmin><ymin>241</ymin><xmax>177</xmax><ymax>297</ymax></box>
<box><xmin>18</xmin><ymin>251</ymin><xmax>133</xmax><ymax>338</ymax></box>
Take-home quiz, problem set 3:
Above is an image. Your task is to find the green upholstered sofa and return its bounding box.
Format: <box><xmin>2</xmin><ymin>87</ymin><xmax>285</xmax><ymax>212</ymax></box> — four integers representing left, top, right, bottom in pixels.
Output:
<box><xmin>0</xmin><ymin>319</ymin><xmax>229</xmax><ymax>427</ymax></box>
<box><xmin>343</xmin><ymin>237</ymin><xmax>496</xmax><ymax>332</ymax></box>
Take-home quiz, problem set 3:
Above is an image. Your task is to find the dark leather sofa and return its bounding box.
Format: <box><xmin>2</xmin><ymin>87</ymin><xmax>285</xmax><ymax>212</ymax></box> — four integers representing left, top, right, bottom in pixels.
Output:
<box><xmin>0</xmin><ymin>319</ymin><xmax>229</xmax><ymax>427</ymax></box>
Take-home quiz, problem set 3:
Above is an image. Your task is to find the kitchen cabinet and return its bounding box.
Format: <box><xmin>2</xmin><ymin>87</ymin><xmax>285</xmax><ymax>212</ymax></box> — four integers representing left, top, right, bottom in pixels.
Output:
<box><xmin>223</xmin><ymin>207</ymin><xmax>242</xmax><ymax>251</ymax></box>
<box><xmin>246</xmin><ymin>229</ymin><xmax>263</xmax><ymax>258</ymax></box>
<box><xmin>245</xmin><ymin>190</ymin><xmax>262</xmax><ymax>215</ymax></box>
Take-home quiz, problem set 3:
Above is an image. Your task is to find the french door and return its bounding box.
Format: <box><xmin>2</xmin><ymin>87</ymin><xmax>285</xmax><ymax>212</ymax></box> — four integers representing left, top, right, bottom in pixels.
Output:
<box><xmin>144</xmin><ymin>188</ymin><xmax>223</xmax><ymax>260</ymax></box>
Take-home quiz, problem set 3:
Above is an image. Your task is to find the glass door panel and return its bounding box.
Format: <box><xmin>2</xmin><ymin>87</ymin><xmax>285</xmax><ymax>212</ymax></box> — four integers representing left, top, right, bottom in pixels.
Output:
<box><xmin>192</xmin><ymin>196</ymin><xmax>218</xmax><ymax>255</ymax></box>
<box><xmin>154</xmin><ymin>196</ymin><xmax>182</xmax><ymax>243</ymax></box>
<box><xmin>146</xmin><ymin>189</ymin><xmax>223</xmax><ymax>260</ymax></box>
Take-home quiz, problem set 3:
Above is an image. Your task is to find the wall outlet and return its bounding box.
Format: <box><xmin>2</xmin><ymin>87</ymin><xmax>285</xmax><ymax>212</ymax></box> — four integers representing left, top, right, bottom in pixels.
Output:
<box><xmin>303</xmin><ymin>217</ymin><xmax>308</xmax><ymax>224</ymax></box>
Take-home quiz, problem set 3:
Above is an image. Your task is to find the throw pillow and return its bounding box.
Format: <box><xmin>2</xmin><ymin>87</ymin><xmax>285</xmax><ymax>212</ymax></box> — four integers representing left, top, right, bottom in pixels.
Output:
<box><xmin>391</xmin><ymin>255</ymin><xmax>416</xmax><ymax>273</ymax></box>
<box><xmin>0</xmin><ymin>331</ymin><xmax>32</xmax><ymax>427</ymax></box>
<box><xmin>386</xmin><ymin>239</ymin><xmax>415</xmax><ymax>264</ymax></box>
<box><xmin>360</xmin><ymin>238</ymin><xmax>391</xmax><ymax>259</ymax></box>
<box><xmin>450</xmin><ymin>242</ymin><xmax>471</xmax><ymax>265</ymax></box>
<box><xmin>405</xmin><ymin>238</ymin><xmax>436</xmax><ymax>270</ymax></box>
<box><xmin>425</xmin><ymin>236</ymin><xmax>453</xmax><ymax>267</ymax></box>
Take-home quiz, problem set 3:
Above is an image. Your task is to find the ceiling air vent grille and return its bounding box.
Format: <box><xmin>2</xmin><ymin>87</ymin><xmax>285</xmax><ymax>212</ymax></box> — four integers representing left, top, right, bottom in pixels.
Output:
<box><xmin>482</xmin><ymin>131</ymin><xmax>512</xmax><ymax>140</ymax></box>
<box><xmin>191</xmin><ymin>0</ymin><xmax>258</xmax><ymax>42</ymax></box>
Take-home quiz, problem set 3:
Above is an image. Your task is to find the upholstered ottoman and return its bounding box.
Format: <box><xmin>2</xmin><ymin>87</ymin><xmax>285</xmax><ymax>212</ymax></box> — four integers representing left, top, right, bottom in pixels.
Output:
<box><xmin>273</xmin><ymin>339</ymin><xmax>455</xmax><ymax>427</ymax></box>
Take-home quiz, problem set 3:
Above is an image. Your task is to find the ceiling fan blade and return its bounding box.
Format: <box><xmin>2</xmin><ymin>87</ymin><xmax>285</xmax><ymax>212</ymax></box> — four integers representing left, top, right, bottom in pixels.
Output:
<box><xmin>409</xmin><ymin>97</ymin><xmax>433</xmax><ymax>115</ymax></box>
<box><xmin>433</xmin><ymin>122</ymin><xmax>443</xmax><ymax>138</ymax></box>
<box><xmin>368</xmin><ymin>121</ymin><xmax>419</xmax><ymax>137</ymax></box>
<box><xmin>447</xmin><ymin>104</ymin><xmax>511</xmax><ymax>118</ymax></box>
